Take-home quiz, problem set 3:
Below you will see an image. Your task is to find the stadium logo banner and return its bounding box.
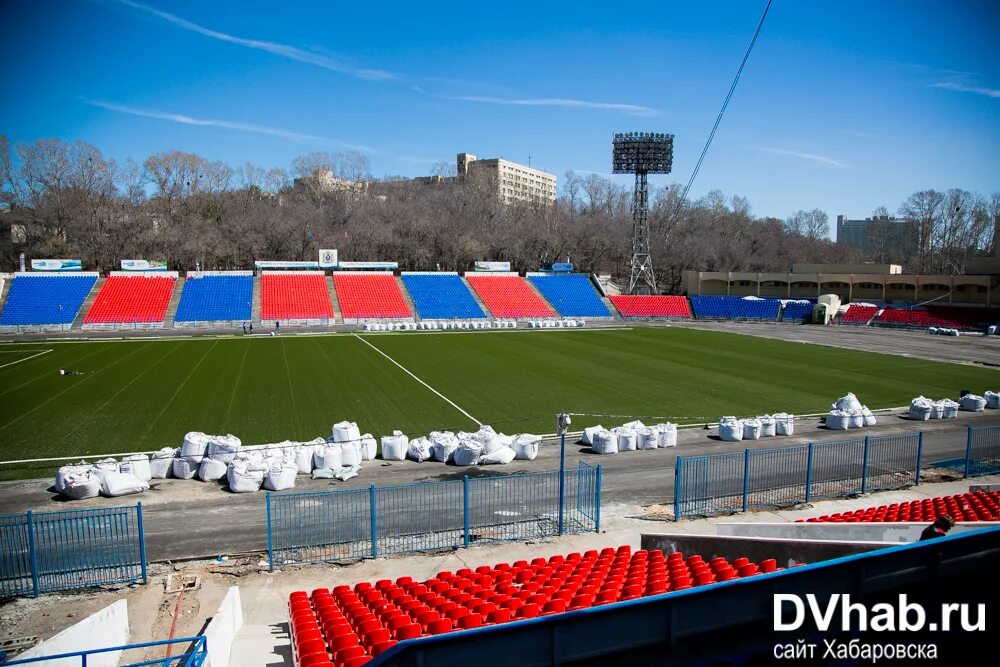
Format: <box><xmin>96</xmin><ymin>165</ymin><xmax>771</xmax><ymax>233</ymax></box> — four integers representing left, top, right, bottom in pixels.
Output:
<box><xmin>254</xmin><ymin>260</ymin><xmax>321</xmax><ymax>269</ymax></box>
<box><xmin>474</xmin><ymin>261</ymin><xmax>511</xmax><ymax>272</ymax></box>
<box><xmin>30</xmin><ymin>258</ymin><xmax>82</xmax><ymax>271</ymax></box>
<box><xmin>551</xmin><ymin>262</ymin><xmax>574</xmax><ymax>272</ymax></box>
<box><xmin>318</xmin><ymin>249</ymin><xmax>338</xmax><ymax>268</ymax></box>
<box><xmin>121</xmin><ymin>259</ymin><xmax>168</xmax><ymax>271</ymax></box>
<box><xmin>337</xmin><ymin>261</ymin><xmax>399</xmax><ymax>270</ymax></box>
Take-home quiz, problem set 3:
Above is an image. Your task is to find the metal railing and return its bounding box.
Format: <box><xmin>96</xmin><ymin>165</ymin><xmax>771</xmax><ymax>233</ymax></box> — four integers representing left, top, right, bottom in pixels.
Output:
<box><xmin>266</xmin><ymin>462</ymin><xmax>601</xmax><ymax>569</ymax></box>
<box><xmin>0</xmin><ymin>504</ymin><xmax>147</xmax><ymax>598</ymax></box>
<box><xmin>0</xmin><ymin>636</ymin><xmax>207</xmax><ymax>667</ymax></box>
<box><xmin>965</xmin><ymin>424</ymin><xmax>1000</xmax><ymax>477</ymax></box>
<box><xmin>674</xmin><ymin>433</ymin><xmax>922</xmax><ymax>519</ymax></box>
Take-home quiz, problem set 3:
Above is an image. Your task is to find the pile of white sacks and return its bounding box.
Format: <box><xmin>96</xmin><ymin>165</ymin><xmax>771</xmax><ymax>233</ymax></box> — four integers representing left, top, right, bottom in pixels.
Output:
<box><xmin>718</xmin><ymin>414</ymin><xmax>795</xmax><ymax>441</ymax></box>
<box><xmin>527</xmin><ymin>319</ymin><xmax>586</xmax><ymax>329</ymax></box>
<box><xmin>825</xmin><ymin>393</ymin><xmax>877</xmax><ymax>430</ymax></box>
<box><xmin>55</xmin><ymin>455</ymin><xmax>152</xmax><ymax>500</ymax></box>
<box><xmin>362</xmin><ymin>320</ymin><xmax>520</xmax><ymax>331</ymax></box>
<box><xmin>927</xmin><ymin>327</ymin><xmax>960</xmax><ymax>337</ymax></box>
<box><xmin>908</xmin><ymin>396</ymin><xmax>960</xmax><ymax>420</ymax></box>
<box><xmin>389</xmin><ymin>425</ymin><xmax>542</xmax><ymax>466</ymax></box>
<box><xmin>580</xmin><ymin>420</ymin><xmax>677</xmax><ymax>454</ymax></box>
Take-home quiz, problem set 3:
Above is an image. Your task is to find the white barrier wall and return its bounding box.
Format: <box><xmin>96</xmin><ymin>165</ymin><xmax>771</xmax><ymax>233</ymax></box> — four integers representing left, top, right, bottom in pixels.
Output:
<box><xmin>716</xmin><ymin>522</ymin><xmax>1000</xmax><ymax>543</ymax></box>
<box><xmin>204</xmin><ymin>586</ymin><xmax>244</xmax><ymax>667</ymax></box>
<box><xmin>16</xmin><ymin>599</ymin><xmax>129</xmax><ymax>667</ymax></box>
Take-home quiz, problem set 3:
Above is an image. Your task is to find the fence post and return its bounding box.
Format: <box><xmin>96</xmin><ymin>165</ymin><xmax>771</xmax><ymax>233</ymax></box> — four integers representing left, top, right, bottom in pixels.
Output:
<box><xmin>805</xmin><ymin>443</ymin><xmax>814</xmax><ymax>503</ymax></box>
<box><xmin>26</xmin><ymin>510</ymin><xmax>39</xmax><ymax>598</ymax></box>
<box><xmin>595</xmin><ymin>465</ymin><xmax>603</xmax><ymax>533</ymax></box>
<box><xmin>137</xmin><ymin>503</ymin><xmax>148</xmax><ymax>584</ymax></box>
<box><xmin>463</xmin><ymin>476</ymin><xmax>470</xmax><ymax>548</ymax></box>
<box><xmin>558</xmin><ymin>431</ymin><xmax>566</xmax><ymax>536</ymax></box>
<box><xmin>861</xmin><ymin>435</ymin><xmax>871</xmax><ymax>494</ymax></box>
<box><xmin>742</xmin><ymin>449</ymin><xmax>750</xmax><ymax>512</ymax></box>
<box><xmin>915</xmin><ymin>432</ymin><xmax>924</xmax><ymax>486</ymax></box>
<box><xmin>370</xmin><ymin>485</ymin><xmax>378</xmax><ymax>559</ymax></box>
<box><xmin>673</xmin><ymin>457</ymin><xmax>682</xmax><ymax>522</ymax></box>
<box><xmin>265</xmin><ymin>492</ymin><xmax>274</xmax><ymax>571</ymax></box>
<box><xmin>964</xmin><ymin>427</ymin><xmax>973</xmax><ymax>478</ymax></box>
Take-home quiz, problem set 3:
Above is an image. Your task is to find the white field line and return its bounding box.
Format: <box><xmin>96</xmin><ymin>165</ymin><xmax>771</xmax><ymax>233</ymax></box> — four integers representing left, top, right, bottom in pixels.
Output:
<box><xmin>0</xmin><ymin>349</ymin><xmax>52</xmax><ymax>369</ymax></box>
<box><xmin>353</xmin><ymin>333</ymin><xmax>482</xmax><ymax>427</ymax></box>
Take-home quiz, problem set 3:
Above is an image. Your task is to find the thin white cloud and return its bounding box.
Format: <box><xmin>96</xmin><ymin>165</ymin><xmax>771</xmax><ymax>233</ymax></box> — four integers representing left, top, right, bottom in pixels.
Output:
<box><xmin>930</xmin><ymin>81</ymin><xmax>1000</xmax><ymax>99</ymax></box>
<box><xmin>448</xmin><ymin>95</ymin><xmax>659</xmax><ymax>116</ymax></box>
<box><xmin>111</xmin><ymin>0</ymin><xmax>396</xmax><ymax>81</ymax></box>
<box><xmin>757</xmin><ymin>147</ymin><xmax>847</xmax><ymax>168</ymax></box>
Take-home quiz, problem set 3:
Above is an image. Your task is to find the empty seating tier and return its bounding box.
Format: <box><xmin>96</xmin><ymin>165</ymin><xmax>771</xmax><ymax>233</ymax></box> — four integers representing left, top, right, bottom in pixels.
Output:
<box><xmin>875</xmin><ymin>307</ymin><xmax>963</xmax><ymax>330</ymax></box>
<box><xmin>923</xmin><ymin>306</ymin><xmax>1000</xmax><ymax>330</ymax></box>
<box><xmin>797</xmin><ymin>490</ymin><xmax>999</xmax><ymax>523</ymax></box>
<box><xmin>175</xmin><ymin>273</ymin><xmax>253</xmax><ymax>322</ymax></box>
<box><xmin>0</xmin><ymin>274</ymin><xmax>97</xmax><ymax>326</ymax></box>
<box><xmin>401</xmin><ymin>273</ymin><xmax>485</xmax><ymax>320</ymax></box>
<box><xmin>839</xmin><ymin>304</ymin><xmax>878</xmax><ymax>325</ymax></box>
<box><xmin>287</xmin><ymin>545</ymin><xmax>788</xmax><ymax>667</ymax></box>
<box><xmin>466</xmin><ymin>274</ymin><xmax>555</xmax><ymax>318</ymax></box>
<box><xmin>261</xmin><ymin>272</ymin><xmax>334</xmax><ymax>321</ymax></box>
<box><xmin>689</xmin><ymin>296</ymin><xmax>781</xmax><ymax>321</ymax></box>
<box><xmin>780</xmin><ymin>301</ymin><xmax>813</xmax><ymax>323</ymax></box>
<box><xmin>83</xmin><ymin>274</ymin><xmax>176</xmax><ymax>324</ymax></box>
<box><xmin>334</xmin><ymin>272</ymin><xmax>411</xmax><ymax>320</ymax></box>
<box><xmin>528</xmin><ymin>274</ymin><xmax>610</xmax><ymax>317</ymax></box>
<box><xmin>610</xmin><ymin>295</ymin><xmax>691</xmax><ymax>319</ymax></box>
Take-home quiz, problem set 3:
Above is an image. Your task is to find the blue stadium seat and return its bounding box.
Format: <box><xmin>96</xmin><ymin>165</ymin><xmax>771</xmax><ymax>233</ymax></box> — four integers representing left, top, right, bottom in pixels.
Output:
<box><xmin>527</xmin><ymin>274</ymin><xmax>610</xmax><ymax>317</ymax></box>
<box><xmin>0</xmin><ymin>274</ymin><xmax>97</xmax><ymax>325</ymax></box>
<box><xmin>689</xmin><ymin>296</ymin><xmax>781</xmax><ymax>321</ymax></box>
<box><xmin>174</xmin><ymin>273</ymin><xmax>253</xmax><ymax>322</ymax></box>
<box><xmin>401</xmin><ymin>273</ymin><xmax>485</xmax><ymax>319</ymax></box>
<box><xmin>780</xmin><ymin>301</ymin><xmax>813</xmax><ymax>322</ymax></box>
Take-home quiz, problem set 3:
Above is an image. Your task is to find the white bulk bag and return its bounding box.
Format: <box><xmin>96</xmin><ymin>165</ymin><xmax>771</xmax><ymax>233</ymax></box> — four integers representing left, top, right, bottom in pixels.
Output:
<box><xmin>909</xmin><ymin>397</ymin><xmax>933</xmax><ymax>421</ymax></box>
<box><xmin>100</xmin><ymin>472</ymin><xmax>149</xmax><ymax>497</ymax></box>
<box><xmin>833</xmin><ymin>393</ymin><xmax>863</xmax><ymax>413</ymax></box>
<box><xmin>613</xmin><ymin>427</ymin><xmax>637</xmax><ymax>452</ymax></box>
<box><xmin>636</xmin><ymin>427</ymin><xmax>658</xmax><ymax>450</ymax></box>
<box><xmin>591</xmin><ymin>429</ymin><xmax>617</xmax><ymax>454</ymax></box>
<box><xmin>719</xmin><ymin>417</ymin><xmax>744</xmax><ymax>442</ymax></box>
<box><xmin>860</xmin><ymin>406</ymin><xmax>877</xmax><ymax>427</ymax></box>
<box><xmin>122</xmin><ymin>454</ymin><xmax>151</xmax><ymax>482</ymax></box>
<box><xmin>743</xmin><ymin>418</ymin><xmax>762</xmax><ymax>440</ymax></box>
<box><xmin>479</xmin><ymin>446</ymin><xmax>516</xmax><ymax>465</ymax></box>
<box><xmin>56</xmin><ymin>462</ymin><xmax>92</xmax><ymax>493</ymax></box>
<box><xmin>961</xmin><ymin>394</ymin><xmax>987</xmax><ymax>412</ymax></box>
<box><xmin>263</xmin><ymin>463</ymin><xmax>298</xmax><ymax>491</ymax></box>
<box><xmin>207</xmin><ymin>435</ymin><xmax>242</xmax><ymax>464</ymax></box>
<box><xmin>227</xmin><ymin>462</ymin><xmax>264</xmax><ymax>493</ymax></box>
<box><xmin>430</xmin><ymin>431</ymin><xmax>460</xmax><ymax>463</ymax></box>
<box><xmin>757</xmin><ymin>416</ymin><xmax>776</xmax><ymax>437</ymax></box>
<box><xmin>407</xmin><ymin>437</ymin><xmax>433</xmax><ymax>462</ymax></box>
<box><xmin>512</xmin><ymin>434</ymin><xmax>541</xmax><ymax>460</ymax></box>
<box><xmin>621</xmin><ymin>420</ymin><xmax>647</xmax><ymax>432</ymax></box>
<box><xmin>940</xmin><ymin>399</ymin><xmax>960</xmax><ymax>419</ymax></box>
<box><xmin>150</xmin><ymin>448</ymin><xmax>177</xmax><ymax>479</ymax></box>
<box><xmin>314</xmin><ymin>444</ymin><xmax>343</xmax><ymax>470</ymax></box>
<box><xmin>359</xmin><ymin>434</ymin><xmax>378</xmax><ymax>461</ymax></box>
<box><xmin>453</xmin><ymin>441</ymin><xmax>483</xmax><ymax>466</ymax></box>
<box><xmin>773</xmin><ymin>413</ymin><xmax>795</xmax><ymax>436</ymax></box>
<box><xmin>985</xmin><ymin>391</ymin><xmax>1000</xmax><ymax>409</ymax></box>
<box><xmin>826</xmin><ymin>410</ymin><xmax>851</xmax><ymax>430</ymax></box>
<box><xmin>181</xmin><ymin>432</ymin><xmax>211</xmax><ymax>458</ymax></box>
<box><xmin>295</xmin><ymin>446</ymin><xmax>315</xmax><ymax>474</ymax></box>
<box><xmin>475</xmin><ymin>425</ymin><xmax>501</xmax><ymax>454</ymax></box>
<box><xmin>62</xmin><ymin>471</ymin><xmax>100</xmax><ymax>500</ymax></box>
<box><xmin>172</xmin><ymin>456</ymin><xmax>201</xmax><ymax>479</ymax></box>
<box><xmin>92</xmin><ymin>458</ymin><xmax>120</xmax><ymax>483</ymax></box>
<box><xmin>497</xmin><ymin>433</ymin><xmax>515</xmax><ymax>448</ymax></box>
<box><xmin>653</xmin><ymin>423</ymin><xmax>678</xmax><ymax>448</ymax></box>
<box><xmin>340</xmin><ymin>441</ymin><xmax>362</xmax><ymax>467</ymax></box>
<box><xmin>847</xmin><ymin>411</ymin><xmax>864</xmax><ymax>429</ymax></box>
<box><xmin>197</xmin><ymin>458</ymin><xmax>228</xmax><ymax>481</ymax></box>
<box><xmin>581</xmin><ymin>426</ymin><xmax>605</xmax><ymax>446</ymax></box>
<box><xmin>381</xmin><ymin>431</ymin><xmax>409</xmax><ymax>461</ymax></box>
<box><xmin>332</xmin><ymin>421</ymin><xmax>361</xmax><ymax>443</ymax></box>
<box><xmin>929</xmin><ymin>401</ymin><xmax>944</xmax><ymax>419</ymax></box>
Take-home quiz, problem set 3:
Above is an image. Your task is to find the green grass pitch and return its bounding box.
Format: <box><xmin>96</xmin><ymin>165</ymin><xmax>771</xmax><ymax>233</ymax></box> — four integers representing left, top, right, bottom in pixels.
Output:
<box><xmin>0</xmin><ymin>327</ymin><xmax>994</xmax><ymax>478</ymax></box>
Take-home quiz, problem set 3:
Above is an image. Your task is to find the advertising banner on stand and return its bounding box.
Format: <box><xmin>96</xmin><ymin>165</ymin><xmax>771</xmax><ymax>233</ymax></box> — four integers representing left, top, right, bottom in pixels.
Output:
<box><xmin>30</xmin><ymin>259</ymin><xmax>82</xmax><ymax>271</ymax></box>
<box><xmin>474</xmin><ymin>261</ymin><xmax>512</xmax><ymax>272</ymax></box>
<box><xmin>120</xmin><ymin>259</ymin><xmax>168</xmax><ymax>271</ymax></box>
<box><xmin>336</xmin><ymin>261</ymin><xmax>398</xmax><ymax>270</ymax></box>
<box><xmin>254</xmin><ymin>260</ymin><xmax>321</xmax><ymax>270</ymax></box>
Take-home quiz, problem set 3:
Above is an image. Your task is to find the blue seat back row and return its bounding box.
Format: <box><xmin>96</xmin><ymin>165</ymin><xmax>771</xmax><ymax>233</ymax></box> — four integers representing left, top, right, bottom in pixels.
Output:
<box><xmin>0</xmin><ymin>274</ymin><xmax>97</xmax><ymax>325</ymax></box>
<box><xmin>175</xmin><ymin>274</ymin><xmax>253</xmax><ymax>322</ymax></box>
<box><xmin>690</xmin><ymin>296</ymin><xmax>781</xmax><ymax>320</ymax></box>
<box><xmin>780</xmin><ymin>301</ymin><xmax>813</xmax><ymax>322</ymax></box>
<box><xmin>401</xmin><ymin>273</ymin><xmax>485</xmax><ymax>319</ymax></box>
<box><xmin>528</xmin><ymin>274</ymin><xmax>610</xmax><ymax>317</ymax></box>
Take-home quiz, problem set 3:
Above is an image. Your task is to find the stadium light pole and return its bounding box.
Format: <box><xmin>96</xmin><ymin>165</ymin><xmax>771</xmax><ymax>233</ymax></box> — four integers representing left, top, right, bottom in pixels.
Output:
<box><xmin>557</xmin><ymin>413</ymin><xmax>571</xmax><ymax>535</ymax></box>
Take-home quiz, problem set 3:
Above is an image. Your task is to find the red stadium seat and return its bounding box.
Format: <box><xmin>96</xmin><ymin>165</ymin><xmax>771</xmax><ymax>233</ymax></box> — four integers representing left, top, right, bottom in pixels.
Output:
<box><xmin>83</xmin><ymin>274</ymin><xmax>176</xmax><ymax>324</ymax></box>
<box><xmin>610</xmin><ymin>295</ymin><xmax>692</xmax><ymax>319</ymax></box>
<box><xmin>333</xmin><ymin>272</ymin><xmax>411</xmax><ymax>319</ymax></box>
<box><xmin>261</xmin><ymin>272</ymin><xmax>334</xmax><ymax>321</ymax></box>
<box><xmin>466</xmin><ymin>275</ymin><xmax>555</xmax><ymax>318</ymax></box>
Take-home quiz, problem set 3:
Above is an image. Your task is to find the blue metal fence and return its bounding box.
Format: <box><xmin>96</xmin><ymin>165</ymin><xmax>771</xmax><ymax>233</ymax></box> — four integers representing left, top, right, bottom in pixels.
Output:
<box><xmin>267</xmin><ymin>462</ymin><xmax>601</xmax><ymax>569</ymax></box>
<box><xmin>965</xmin><ymin>424</ymin><xmax>1000</xmax><ymax>477</ymax></box>
<box><xmin>0</xmin><ymin>636</ymin><xmax>207</xmax><ymax>667</ymax></box>
<box><xmin>674</xmin><ymin>433</ymin><xmax>922</xmax><ymax>519</ymax></box>
<box><xmin>0</xmin><ymin>504</ymin><xmax>147</xmax><ymax>598</ymax></box>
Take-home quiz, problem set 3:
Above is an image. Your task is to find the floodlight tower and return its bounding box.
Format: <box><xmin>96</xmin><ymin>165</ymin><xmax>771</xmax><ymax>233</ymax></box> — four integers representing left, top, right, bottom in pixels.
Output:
<box><xmin>612</xmin><ymin>132</ymin><xmax>674</xmax><ymax>295</ymax></box>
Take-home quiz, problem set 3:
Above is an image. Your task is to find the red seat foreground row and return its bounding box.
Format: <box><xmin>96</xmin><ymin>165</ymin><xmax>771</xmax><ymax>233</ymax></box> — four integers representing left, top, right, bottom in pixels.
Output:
<box><xmin>261</xmin><ymin>272</ymin><xmax>335</xmax><ymax>321</ymax></box>
<box><xmin>610</xmin><ymin>295</ymin><xmax>692</xmax><ymax>318</ymax></box>
<box><xmin>83</xmin><ymin>275</ymin><xmax>175</xmax><ymax>324</ymax></box>
<box><xmin>287</xmin><ymin>546</ymin><xmax>791</xmax><ymax>667</ymax></box>
<box><xmin>796</xmin><ymin>490</ymin><xmax>1000</xmax><ymax>524</ymax></box>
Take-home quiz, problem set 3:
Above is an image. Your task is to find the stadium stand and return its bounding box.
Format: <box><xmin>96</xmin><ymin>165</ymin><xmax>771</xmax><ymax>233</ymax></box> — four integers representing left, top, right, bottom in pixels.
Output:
<box><xmin>466</xmin><ymin>274</ymin><xmax>555</xmax><ymax>318</ymax></box>
<box><xmin>527</xmin><ymin>274</ymin><xmax>611</xmax><ymax>317</ymax></box>
<box><xmin>261</xmin><ymin>272</ymin><xmax>334</xmax><ymax>323</ymax></box>
<box><xmin>689</xmin><ymin>295</ymin><xmax>780</xmax><ymax>321</ymax></box>
<box><xmin>839</xmin><ymin>303</ymin><xmax>878</xmax><ymax>325</ymax></box>
<box><xmin>174</xmin><ymin>272</ymin><xmax>253</xmax><ymax>324</ymax></box>
<box><xmin>874</xmin><ymin>307</ymin><xmax>963</xmax><ymax>330</ymax></box>
<box><xmin>0</xmin><ymin>273</ymin><xmax>97</xmax><ymax>327</ymax></box>
<box><xmin>779</xmin><ymin>300</ymin><xmax>813</xmax><ymax>323</ymax></box>
<box><xmin>401</xmin><ymin>273</ymin><xmax>485</xmax><ymax>320</ymax></box>
<box><xmin>924</xmin><ymin>305</ymin><xmax>999</xmax><ymax>330</ymax></box>
<box><xmin>287</xmin><ymin>545</ymin><xmax>785</xmax><ymax>666</ymax></box>
<box><xmin>82</xmin><ymin>273</ymin><xmax>176</xmax><ymax>326</ymax></box>
<box><xmin>609</xmin><ymin>295</ymin><xmax>691</xmax><ymax>319</ymax></box>
<box><xmin>334</xmin><ymin>272</ymin><xmax>412</xmax><ymax>320</ymax></box>
<box><xmin>797</xmin><ymin>490</ymin><xmax>999</xmax><ymax>523</ymax></box>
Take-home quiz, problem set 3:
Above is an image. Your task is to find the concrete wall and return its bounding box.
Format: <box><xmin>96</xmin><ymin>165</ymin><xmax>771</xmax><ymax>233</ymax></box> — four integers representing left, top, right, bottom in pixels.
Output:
<box><xmin>716</xmin><ymin>521</ymin><xmax>1000</xmax><ymax>543</ymax></box>
<box><xmin>204</xmin><ymin>586</ymin><xmax>244</xmax><ymax>667</ymax></box>
<box><xmin>16</xmin><ymin>599</ymin><xmax>129</xmax><ymax>667</ymax></box>
<box><xmin>641</xmin><ymin>533</ymin><xmax>891</xmax><ymax>569</ymax></box>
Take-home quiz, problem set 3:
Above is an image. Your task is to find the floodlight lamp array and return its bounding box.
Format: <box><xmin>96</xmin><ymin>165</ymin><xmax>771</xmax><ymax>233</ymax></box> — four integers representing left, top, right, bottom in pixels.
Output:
<box><xmin>612</xmin><ymin>132</ymin><xmax>674</xmax><ymax>174</ymax></box>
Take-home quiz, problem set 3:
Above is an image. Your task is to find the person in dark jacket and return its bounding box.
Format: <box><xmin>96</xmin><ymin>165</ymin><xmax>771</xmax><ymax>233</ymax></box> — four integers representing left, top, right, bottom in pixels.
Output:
<box><xmin>919</xmin><ymin>514</ymin><xmax>954</xmax><ymax>541</ymax></box>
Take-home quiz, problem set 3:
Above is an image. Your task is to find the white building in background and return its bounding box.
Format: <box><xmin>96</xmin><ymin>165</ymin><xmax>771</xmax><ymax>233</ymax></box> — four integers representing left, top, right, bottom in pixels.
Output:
<box><xmin>457</xmin><ymin>153</ymin><xmax>557</xmax><ymax>205</ymax></box>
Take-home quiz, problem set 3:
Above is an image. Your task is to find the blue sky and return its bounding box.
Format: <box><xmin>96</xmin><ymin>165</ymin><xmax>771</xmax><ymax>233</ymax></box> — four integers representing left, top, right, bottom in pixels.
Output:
<box><xmin>1</xmin><ymin>0</ymin><xmax>997</xmax><ymax>225</ymax></box>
